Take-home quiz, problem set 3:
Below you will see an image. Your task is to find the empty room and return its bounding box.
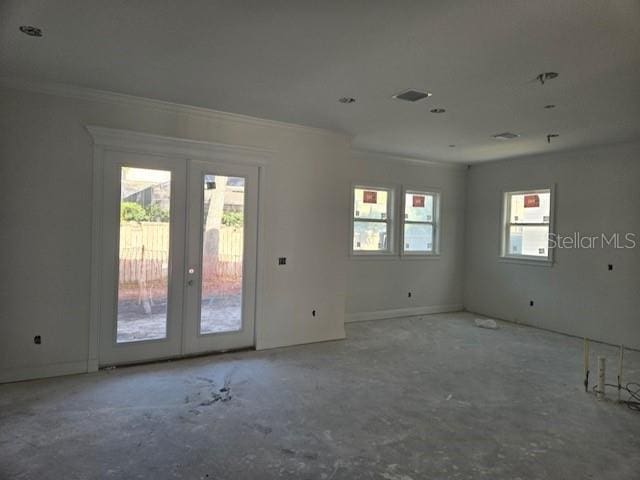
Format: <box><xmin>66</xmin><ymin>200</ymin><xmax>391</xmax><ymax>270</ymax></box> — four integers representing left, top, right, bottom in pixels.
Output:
<box><xmin>1</xmin><ymin>1</ymin><xmax>639</xmax><ymax>479</ymax></box>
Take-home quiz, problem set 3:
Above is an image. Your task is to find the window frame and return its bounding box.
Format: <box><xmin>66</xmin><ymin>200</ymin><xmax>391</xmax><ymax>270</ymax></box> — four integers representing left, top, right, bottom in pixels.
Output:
<box><xmin>400</xmin><ymin>187</ymin><xmax>441</xmax><ymax>257</ymax></box>
<box><xmin>500</xmin><ymin>187</ymin><xmax>555</xmax><ymax>265</ymax></box>
<box><xmin>350</xmin><ymin>183</ymin><xmax>396</xmax><ymax>257</ymax></box>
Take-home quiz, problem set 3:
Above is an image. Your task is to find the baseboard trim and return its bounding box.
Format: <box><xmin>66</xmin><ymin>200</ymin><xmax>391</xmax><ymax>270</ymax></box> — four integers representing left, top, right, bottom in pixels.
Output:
<box><xmin>2</xmin><ymin>306</ymin><xmax>461</xmax><ymax>382</ymax></box>
<box><xmin>465</xmin><ymin>309</ymin><xmax>640</xmax><ymax>353</ymax></box>
<box><xmin>345</xmin><ymin>304</ymin><xmax>463</xmax><ymax>323</ymax></box>
<box><xmin>0</xmin><ymin>360</ymin><xmax>89</xmax><ymax>384</ymax></box>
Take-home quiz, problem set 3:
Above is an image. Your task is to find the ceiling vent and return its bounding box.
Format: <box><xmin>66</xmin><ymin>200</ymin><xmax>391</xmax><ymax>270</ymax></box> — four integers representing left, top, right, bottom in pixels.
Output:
<box><xmin>392</xmin><ymin>89</ymin><xmax>432</xmax><ymax>102</ymax></box>
<box><xmin>492</xmin><ymin>132</ymin><xmax>520</xmax><ymax>140</ymax></box>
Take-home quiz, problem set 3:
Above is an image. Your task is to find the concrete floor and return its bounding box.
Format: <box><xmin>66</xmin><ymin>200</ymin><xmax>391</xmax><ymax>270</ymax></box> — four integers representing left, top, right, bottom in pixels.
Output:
<box><xmin>1</xmin><ymin>312</ymin><xmax>639</xmax><ymax>479</ymax></box>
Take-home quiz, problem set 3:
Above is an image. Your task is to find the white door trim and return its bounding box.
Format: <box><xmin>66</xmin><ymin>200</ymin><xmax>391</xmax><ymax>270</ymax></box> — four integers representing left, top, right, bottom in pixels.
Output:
<box><xmin>86</xmin><ymin>126</ymin><xmax>271</xmax><ymax>370</ymax></box>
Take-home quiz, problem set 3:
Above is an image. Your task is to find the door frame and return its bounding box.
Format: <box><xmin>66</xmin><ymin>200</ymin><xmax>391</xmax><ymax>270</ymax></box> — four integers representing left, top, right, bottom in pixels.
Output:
<box><xmin>86</xmin><ymin>126</ymin><xmax>271</xmax><ymax>370</ymax></box>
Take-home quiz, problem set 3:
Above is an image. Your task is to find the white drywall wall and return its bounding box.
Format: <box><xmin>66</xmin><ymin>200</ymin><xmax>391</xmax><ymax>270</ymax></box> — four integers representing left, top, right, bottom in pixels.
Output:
<box><xmin>346</xmin><ymin>151</ymin><xmax>467</xmax><ymax>321</ymax></box>
<box><xmin>2</xmin><ymin>81</ymin><xmax>638</xmax><ymax>383</ymax></box>
<box><xmin>0</xmin><ymin>86</ymin><xmax>350</xmax><ymax>381</ymax></box>
<box><xmin>464</xmin><ymin>141</ymin><xmax>640</xmax><ymax>350</ymax></box>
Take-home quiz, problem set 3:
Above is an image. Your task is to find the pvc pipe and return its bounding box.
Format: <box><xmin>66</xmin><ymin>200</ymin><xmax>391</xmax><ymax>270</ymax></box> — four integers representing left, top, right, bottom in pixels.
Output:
<box><xmin>618</xmin><ymin>345</ymin><xmax>624</xmax><ymax>402</ymax></box>
<box><xmin>597</xmin><ymin>356</ymin><xmax>606</xmax><ymax>400</ymax></box>
<box><xmin>583</xmin><ymin>338</ymin><xmax>589</xmax><ymax>392</ymax></box>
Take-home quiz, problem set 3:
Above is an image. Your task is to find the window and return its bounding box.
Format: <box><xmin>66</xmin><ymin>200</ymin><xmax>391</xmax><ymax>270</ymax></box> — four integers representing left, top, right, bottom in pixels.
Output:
<box><xmin>352</xmin><ymin>186</ymin><xmax>393</xmax><ymax>254</ymax></box>
<box><xmin>402</xmin><ymin>190</ymin><xmax>439</xmax><ymax>254</ymax></box>
<box><xmin>502</xmin><ymin>189</ymin><xmax>552</xmax><ymax>260</ymax></box>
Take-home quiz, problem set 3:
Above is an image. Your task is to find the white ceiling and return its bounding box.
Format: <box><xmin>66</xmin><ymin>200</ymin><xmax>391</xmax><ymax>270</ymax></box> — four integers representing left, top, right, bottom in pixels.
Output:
<box><xmin>1</xmin><ymin>0</ymin><xmax>639</xmax><ymax>163</ymax></box>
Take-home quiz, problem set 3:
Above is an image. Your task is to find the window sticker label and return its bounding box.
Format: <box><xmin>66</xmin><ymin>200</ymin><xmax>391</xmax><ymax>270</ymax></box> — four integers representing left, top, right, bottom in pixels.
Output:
<box><xmin>412</xmin><ymin>195</ymin><xmax>425</xmax><ymax>207</ymax></box>
<box><xmin>524</xmin><ymin>195</ymin><xmax>540</xmax><ymax>208</ymax></box>
<box><xmin>363</xmin><ymin>191</ymin><xmax>377</xmax><ymax>204</ymax></box>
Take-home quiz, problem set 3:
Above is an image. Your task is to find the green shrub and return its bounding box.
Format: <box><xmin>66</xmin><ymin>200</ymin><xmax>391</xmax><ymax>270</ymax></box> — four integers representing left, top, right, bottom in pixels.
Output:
<box><xmin>120</xmin><ymin>202</ymin><xmax>170</xmax><ymax>222</ymax></box>
<box><xmin>146</xmin><ymin>203</ymin><xmax>170</xmax><ymax>222</ymax></box>
<box><xmin>121</xmin><ymin>202</ymin><xmax>148</xmax><ymax>222</ymax></box>
<box><xmin>222</xmin><ymin>211</ymin><xmax>243</xmax><ymax>228</ymax></box>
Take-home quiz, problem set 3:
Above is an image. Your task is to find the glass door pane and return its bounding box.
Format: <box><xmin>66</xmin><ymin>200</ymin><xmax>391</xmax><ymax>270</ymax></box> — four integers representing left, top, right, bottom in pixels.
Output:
<box><xmin>117</xmin><ymin>167</ymin><xmax>171</xmax><ymax>343</ymax></box>
<box><xmin>200</xmin><ymin>175</ymin><xmax>245</xmax><ymax>334</ymax></box>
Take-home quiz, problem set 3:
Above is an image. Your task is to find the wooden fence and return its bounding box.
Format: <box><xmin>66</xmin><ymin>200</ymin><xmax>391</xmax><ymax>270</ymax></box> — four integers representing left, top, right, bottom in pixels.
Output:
<box><xmin>118</xmin><ymin>222</ymin><xmax>243</xmax><ymax>298</ymax></box>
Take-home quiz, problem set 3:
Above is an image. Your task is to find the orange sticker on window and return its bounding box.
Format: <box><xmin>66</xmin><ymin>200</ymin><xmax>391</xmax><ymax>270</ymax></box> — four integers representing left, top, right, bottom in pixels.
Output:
<box><xmin>412</xmin><ymin>195</ymin><xmax>425</xmax><ymax>207</ymax></box>
<box><xmin>524</xmin><ymin>195</ymin><xmax>540</xmax><ymax>208</ymax></box>
<box><xmin>363</xmin><ymin>191</ymin><xmax>377</xmax><ymax>204</ymax></box>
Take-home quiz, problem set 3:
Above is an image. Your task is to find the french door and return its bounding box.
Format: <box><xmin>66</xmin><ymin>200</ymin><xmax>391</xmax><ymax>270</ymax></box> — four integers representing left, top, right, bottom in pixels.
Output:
<box><xmin>98</xmin><ymin>151</ymin><xmax>258</xmax><ymax>366</ymax></box>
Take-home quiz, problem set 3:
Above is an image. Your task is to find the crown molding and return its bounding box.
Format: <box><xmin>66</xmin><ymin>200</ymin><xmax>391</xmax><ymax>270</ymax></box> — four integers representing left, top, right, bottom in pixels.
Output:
<box><xmin>0</xmin><ymin>76</ymin><xmax>347</xmax><ymax>140</ymax></box>
<box><xmin>350</xmin><ymin>148</ymin><xmax>467</xmax><ymax>170</ymax></box>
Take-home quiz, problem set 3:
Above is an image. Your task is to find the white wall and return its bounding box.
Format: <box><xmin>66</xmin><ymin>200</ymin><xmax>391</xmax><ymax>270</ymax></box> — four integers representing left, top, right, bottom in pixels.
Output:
<box><xmin>0</xmin><ymin>85</ymin><xmax>351</xmax><ymax>382</ymax></box>
<box><xmin>346</xmin><ymin>151</ymin><xmax>467</xmax><ymax>322</ymax></box>
<box><xmin>464</xmin><ymin>141</ymin><xmax>640</xmax><ymax>350</ymax></box>
<box><xmin>3</xmin><ymin>81</ymin><xmax>637</xmax><ymax>383</ymax></box>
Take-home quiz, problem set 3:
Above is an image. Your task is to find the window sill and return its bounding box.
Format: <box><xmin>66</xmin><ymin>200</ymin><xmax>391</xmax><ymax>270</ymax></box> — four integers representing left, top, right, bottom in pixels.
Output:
<box><xmin>498</xmin><ymin>256</ymin><xmax>553</xmax><ymax>267</ymax></box>
<box><xmin>350</xmin><ymin>252</ymin><xmax>396</xmax><ymax>260</ymax></box>
<box><xmin>349</xmin><ymin>253</ymin><xmax>442</xmax><ymax>261</ymax></box>
<box><xmin>400</xmin><ymin>253</ymin><xmax>441</xmax><ymax>260</ymax></box>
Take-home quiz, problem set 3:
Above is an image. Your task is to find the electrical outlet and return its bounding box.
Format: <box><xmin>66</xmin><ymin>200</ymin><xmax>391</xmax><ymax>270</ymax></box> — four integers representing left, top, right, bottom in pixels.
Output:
<box><xmin>312</xmin><ymin>309</ymin><xmax>317</xmax><ymax>317</ymax></box>
<box><xmin>608</xmin><ymin>264</ymin><xmax>613</xmax><ymax>271</ymax></box>
<box><xmin>407</xmin><ymin>292</ymin><xmax>412</xmax><ymax>298</ymax></box>
<box><xmin>34</xmin><ymin>335</ymin><xmax>42</xmax><ymax>345</ymax></box>
<box><xmin>529</xmin><ymin>300</ymin><xmax>534</xmax><ymax>307</ymax></box>
<box><xmin>278</xmin><ymin>257</ymin><xmax>287</xmax><ymax>265</ymax></box>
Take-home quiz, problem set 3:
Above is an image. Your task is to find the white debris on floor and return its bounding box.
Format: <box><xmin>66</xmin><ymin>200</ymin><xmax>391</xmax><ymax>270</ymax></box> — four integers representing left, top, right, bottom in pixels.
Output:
<box><xmin>475</xmin><ymin>318</ymin><xmax>499</xmax><ymax>329</ymax></box>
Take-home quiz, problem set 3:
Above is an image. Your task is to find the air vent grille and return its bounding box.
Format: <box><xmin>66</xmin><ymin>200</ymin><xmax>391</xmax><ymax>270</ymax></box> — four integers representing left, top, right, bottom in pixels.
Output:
<box><xmin>392</xmin><ymin>89</ymin><xmax>431</xmax><ymax>102</ymax></box>
<box><xmin>492</xmin><ymin>132</ymin><xmax>520</xmax><ymax>140</ymax></box>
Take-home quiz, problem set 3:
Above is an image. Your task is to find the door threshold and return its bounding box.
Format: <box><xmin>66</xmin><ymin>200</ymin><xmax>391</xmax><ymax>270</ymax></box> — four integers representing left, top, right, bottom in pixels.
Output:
<box><xmin>99</xmin><ymin>346</ymin><xmax>255</xmax><ymax>370</ymax></box>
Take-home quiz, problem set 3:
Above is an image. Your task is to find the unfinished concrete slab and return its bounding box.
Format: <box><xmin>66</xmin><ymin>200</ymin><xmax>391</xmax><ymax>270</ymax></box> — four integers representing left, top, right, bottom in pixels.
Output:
<box><xmin>1</xmin><ymin>312</ymin><xmax>639</xmax><ymax>479</ymax></box>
